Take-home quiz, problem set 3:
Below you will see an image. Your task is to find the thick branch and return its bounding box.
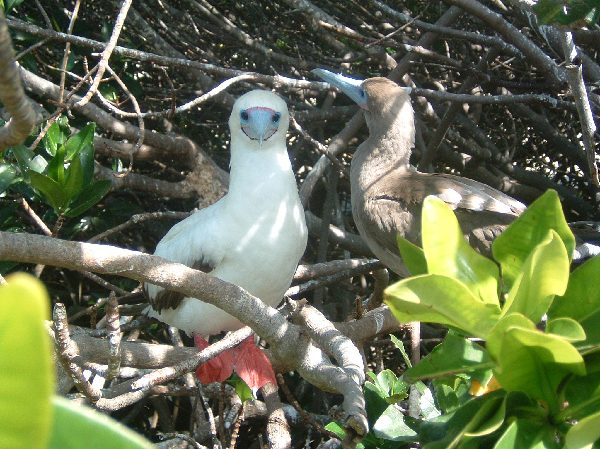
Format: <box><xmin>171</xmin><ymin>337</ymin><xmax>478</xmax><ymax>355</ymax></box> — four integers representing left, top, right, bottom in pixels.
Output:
<box><xmin>0</xmin><ymin>11</ymin><xmax>36</xmax><ymax>151</ymax></box>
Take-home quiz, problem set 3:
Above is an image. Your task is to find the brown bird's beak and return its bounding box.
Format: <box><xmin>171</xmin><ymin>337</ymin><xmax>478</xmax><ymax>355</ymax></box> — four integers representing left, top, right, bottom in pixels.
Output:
<box><xmin>312</xmin><ymin>68</ymin><xmax>369</xmax><ymax>110</ymax></box>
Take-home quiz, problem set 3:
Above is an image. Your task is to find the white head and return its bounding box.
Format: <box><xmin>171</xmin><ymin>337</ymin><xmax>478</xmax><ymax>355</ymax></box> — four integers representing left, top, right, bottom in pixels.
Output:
<box><xmin>229</xmin><ymin>90</ymin><xmax>290</xmax><ymax>151</ymax></box>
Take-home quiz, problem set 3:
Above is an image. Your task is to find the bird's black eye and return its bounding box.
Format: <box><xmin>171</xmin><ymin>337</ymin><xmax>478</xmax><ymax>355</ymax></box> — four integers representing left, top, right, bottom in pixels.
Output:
<box><xmin>240</xmin><ymin>110</ymin><xmax>249</xmax><ymax>121</ymax></box>
<box><xmin>360</xmin><ymin>89</ymin><xmax>366</xmax><ymax>97</ymax></box>
<box><xmin>272</xmin><ymin>112</ymin><xmax>281</xmax><ymax>123</ymax></box>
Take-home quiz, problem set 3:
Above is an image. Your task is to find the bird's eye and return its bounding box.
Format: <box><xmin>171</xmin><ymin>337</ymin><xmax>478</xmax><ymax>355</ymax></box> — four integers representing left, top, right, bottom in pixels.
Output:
<box><xmin>360</xmin><ymin>89</ymin><xmax>366</xmax><ymax>97</ymax></box>
<box><xmin>272</xmin><ymin>112</ymin><xmax>281</xmax><ymax>123</ymax></box>
<box><xmin>240</xmin><ymin>110</ymin><xmax>249</xmax><ymax>121</ymax></box>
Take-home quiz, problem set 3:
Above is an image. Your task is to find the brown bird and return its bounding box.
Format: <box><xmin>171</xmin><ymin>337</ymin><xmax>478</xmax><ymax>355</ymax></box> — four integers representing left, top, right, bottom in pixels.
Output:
<box><xmin>312</xmin><ymin>69</ymin><xmax>527</xmax><ymax>273</ymax></box>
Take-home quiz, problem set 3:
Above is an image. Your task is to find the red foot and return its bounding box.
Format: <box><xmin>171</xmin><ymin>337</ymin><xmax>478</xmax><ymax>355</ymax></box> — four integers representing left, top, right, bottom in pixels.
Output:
<box><xmin>194</xmin><ymin>335</ymin><xmax>234</xmax><ymax>384</ymax></box>
<box><xmin>193</xmin><ymin>335</ymin><xmax>276</xmax><ymax>392</ymax></box>
<box><xmin>234</xmin><ymin>336</ymin><xmax>277</xmax><ymax>393</ymax></box>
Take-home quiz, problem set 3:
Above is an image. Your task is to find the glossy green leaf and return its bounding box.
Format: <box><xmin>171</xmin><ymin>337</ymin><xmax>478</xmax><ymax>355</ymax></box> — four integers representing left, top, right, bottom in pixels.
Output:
<box><xmin>29</xmin><ymin>155</ymin><xmax>48</xmax><ymax>173</ymax></box>
<box><xmin>492</xmin><ymin>190</ymin><xmax>575</xmax><ymax>289</ymax></box>
<box><xmin>78</xmin><ymin>138</ymin><xmax>96</xmax><ymax>185</ymax></box>
<box><xmin>0</xmin><ymin>273</ymin><xmax>53</xmax><ymax>449</ymax></box>
<box><xmin>405</xmin><ymin>333</ymin><xmax>493</xmax><ymax>382</ymax></box>
<box><xmin>549</xmin><ymin>255</ymin><xmax>600</xmax><ymax>348</ymax></box>
<box><xmin>397</xmin><ymin>235</ymin><xmax>427</xmax><ymax>275</ymax></box>
<box><xmin>565</xmin><ymin>409</ymin><xmax>600</xmax><ymax>449</ymax></box>
<box><xmin>29</xmin><ymin>170</ymin><xmax>68</xmax><ymax>212</ymax></box>
<box><xmin>11</xmin><ymin>145</ymin><xmax>35</xmax><ymax>174</ymax></box>
<box><xmin>64</xmin><ymin>180</ymin><xmax>111</xmax><ymax>217</ymax></box>
<box><xmin>48</xmin><ymin>396</ymin><xmax>154</xmax><ymax>449</ymax></box>
<box><xmin>385</xmin><ymin>274</ymin><xmax>501</xmax><ymax>339</ymax></box>
<box><xmin>501</xmin><ymin>230</ymin><xmax>569</xmax><ymax>323</ymax></box>
<box><xmin>43</xmin><ymin>122</ymin><xmax>65</xmax><ymax>156</ymax></box>
<box><xmin>493</xmin><ymin>418</ymin><xmax>556</xmax><ymax>449</ymax></box>
<box><xmin>65</xmin><ymin>123</ymin><xmax>95</xmax><ymax>161</ymax></box>
<box><xmin>492</xmin><ymin>324</ymin><xmax>585</xmax><ymax>408</ymax></box>
<box><xmin>563</xmin><ymin>369</ymin><xmax>600</xmax><ymax>422</ymax></box>
<box><xmin>422</xmin><ymin>196</ymin><xmax>500</xmax><ymax>305</ymax></box>
<box><xmin>372</xmin><ymin>404</ymin><xmax>418</xmax><ymax>442</ymax></box>
<box><xmin>46</xmin><ymin>144</ymin><xmax>65</xmax><ymax>185</ymax></box>
<box><xmin>63</xmin><ymin>155</ymin><xmax>84</xmax><ymax>201</ymax></box>
<box><xmin>420</xmin><ymin>392</ymin><xmax>505</xmax><ymax>449</ymax></box>
<box><xmin>0</xmin><ymin>163</ymin><xmax>17</xmax><ymax>193</ymax></box>
<box><xmin>547</xmin><ymin>317</ymin><xmax>586</xmax><ymax>342</ymax></box>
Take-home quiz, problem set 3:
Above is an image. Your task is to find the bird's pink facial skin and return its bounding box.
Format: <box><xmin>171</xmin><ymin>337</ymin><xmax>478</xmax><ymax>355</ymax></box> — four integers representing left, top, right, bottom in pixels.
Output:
<box><xmin>241</xmin><ymin>106</ymin><xmax>280</xmax><ymax>142</ymax></box>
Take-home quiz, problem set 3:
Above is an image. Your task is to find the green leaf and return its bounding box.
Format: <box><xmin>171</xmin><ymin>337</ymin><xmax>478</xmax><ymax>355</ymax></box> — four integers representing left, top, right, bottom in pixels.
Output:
<box><xmin>0</xmin><ymin>163</ymin><xmax>18</xmax><ymax>193</ymax></box>
<box><xmin>490</xmin><ymin>322</ymin><xmax>585</xmax><ymax>409</ymax></box>
<box><xmin>405</xmin><ymin>333</ymin><xmax>493</xmax><ymax>382</ymax></box>
<box><xmin>501</xmin><ymin>230</ymin><xmax>569</xmax><ymax>323</ymax></box>
<box><xmin>29</xmin><ymin>155</ymin><xmax>48</xmax><ymax>173</ymax></box>
<box><xmin>420</xmin><ymin>392</ymin><xmax>505</xmax><ymax>449</ymax></box>
<box><xmin>492</xmin><ymin>190</ymin><xmax>575</xmax><ymax>289</ymax></box>
<box><xmin>421</xmin><ymin>196</ymin><xmax>500</xmax><ymax>306</ymax></box>
<box><xmin>397</xmin><ymin>236</ymin><xmax>427</xmax><ymax>275</ymax></box>
<box><xmin>3</xmin><ymin>0</ymin><xmax>25</xmax><ymax>13</ymax></box>
<box><xmin>565</xmin><ymin>409</ymin><xmax>600</xmax><ymax>449</ymax></box>
<box><xmin>46</xmin><ymin>144</ymin><xmax>65</xmax><ymax>185</ymax></box>
<box><xmin>493</xmin><ymin>418</ymin><xmax>557</xmax><ymax>449</ymax></box>
<box><xmin>43</xmin><ymin>122</ymin><xmax>65</xmax><ymax>157</ymax></box>
<box><xmin>533</xmin><ymin>0</ymin><xmax>565</xmax><ymax>24</ymax></box>
<box><xmin>549</xmin><ymin>255</ymin><xmax>600</xmax><ymax>348</ymax></box>
<box><xmin>385</xmin><ymin>274</ymin><xmax>501</xmax><ymax>339</ymax></box>
<box><xmin>29</xmin><ymin>170</ymin><xmax>68</xmax><ymax>212</ymax></box>
<box><xmin>64</xmin><ymin>123</ymin><xmax>95</xmax><ymax>161</ymax></box>
<box><xmin>63</xmin><ymin>155</ymin><xmax>84</xmax><ymax>201</ymax></box>
<box><xmin>48</xmin><ymin>396</ymin><xmax>154</xmax><ymax>449</ymax></box>
<box><xmin>372</xmin><ymin>405</ymin><xmax>418</xmax><ymax>442</ymax></box>
<box><xmin>0</xmin><ymin>273</ymin><xmax>53</xmax><ymax>449</ymax></box>
<box><xmin>78</xmin><ymin>138</ymin><xmax>96</xmax><ymax>185</ymax></box>
<box><xmin>64</xmin><ymin>180</ymin><xmax>111</xmax><ymax>217</ymax></box>
<box><xmin>547</xmin><ymin>317</ymin><xmax>586</xmax><ymax>342</ymax></box>
<box><xmin>11</xmin><ymin>145</ymin><xmax>35</xmax><ymax>173</ymax></box>
<box><xmin>390</xmin><ymin>334</ymin><xmax>412</xmax><ymax>368</ymax></box>
<box><xmin>226</xmin><ymin>375</ymin><xmax>253</xmax><ymax>403</ymax></box>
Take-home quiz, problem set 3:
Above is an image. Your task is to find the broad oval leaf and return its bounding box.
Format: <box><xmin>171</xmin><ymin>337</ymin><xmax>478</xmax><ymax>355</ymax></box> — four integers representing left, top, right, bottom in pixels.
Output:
<box><xmin>493</xmin><ymin>325</ymin><xmax>585</xmax><ymax>409</ymax></box>
<box><xmin>492</xmin><ymin>190</ymin><xmax>574</xmax><ymax>289</ymax></box>
<box><xmin>385</xmin><ymin>274</ymin><xmax>501</xmax><ymax>339</ymax></box>
<box><xmin>0</xmin><ymin>273</ymin><xmax>53</xmax><ymax>449</ymax></box>
<box><xmin>46</xmin><ymin>144</ymin><xmax>65</xmax><ymax>185</ymax></box>
<box><xmin>0</xmin><ymin>163</ymin><xmax>17</xmax><ymax>194</ymax></box>
<box><xmin>397</xmin><ymin>235</ymin><xmax>427</xmax><ymax>276</ymax></box>
<box><xmin>421</xmin><ymin>196</ymin><xmax>500</xmax><ymax>305</ymax></box>
<box><xmin>405</xmin><ymin>333</ymin><xmax>493</xmax><ymax>382</ymax></box>
<box><xmin>48</xmin><ymin>396</ymin><xmax>154</xmax><ymax>449</ymax></box>
<box><xmin>28</xmin><ymin>170</ymin><xmax>68</xmax><ymax>212</ymax></box>
<box><xmin>43</xmin><ymin>122</ymin><xmax>65</xmax><ymax>157</ymax></box>
<box><xmin>64</xmin><ymin>180</ymin><xmax>111</xmax><ymax>218</ymax></box>
<box><xmin>565</xmin><ymin>409</ymin><xmax>600</xmax><ymax>449</ymax></box>
<box><xmin>64</xmin><ymin>123</ymin><xmax>96</xmax><ymax>161</ymax></box>
<box><xmin>549</xmin><ymin>255</ymin><xmax>600</xmax><ymax>348</ymax></box>
<box><xmin>501</xmin><ymin>230</ymin><xmax>569</xmax><ymax>323</ymax></box>
<box><xmin>547</xmin><ymin>317</ymin><xmax>586</xmax><ymax>342</ymax></box>
<box><xmin>63</xmin><ymin>155</ymin><xmax>84</xmax><ymax>201</ymax></box>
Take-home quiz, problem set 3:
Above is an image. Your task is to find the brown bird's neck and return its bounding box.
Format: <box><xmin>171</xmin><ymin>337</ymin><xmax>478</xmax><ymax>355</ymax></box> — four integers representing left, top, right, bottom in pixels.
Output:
<box><xmin>351</xmin><ymin>100</ymin><xmax>415</xmax><ymax>191</ymax></box>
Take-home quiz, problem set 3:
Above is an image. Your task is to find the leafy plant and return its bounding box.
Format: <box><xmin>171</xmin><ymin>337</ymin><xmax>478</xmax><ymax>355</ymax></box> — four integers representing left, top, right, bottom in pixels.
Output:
<box><xmin>381</xmin><ymin>190</ymin><xmax>600</xmax><ymax>448</ymax></box>
<box><xmin>534</xmin><ymin>0</ymin><xmax>600</xmax><ymax>27</ymax></box>
<box><xmin>0</xmin><ymin>273</ymin><xmax>154</xmax><ymax>449</ymax></box>
<box><xmin>1</xmin><ymin>119</ymin><xmax>111</xmax><ymax>222</ymax></box>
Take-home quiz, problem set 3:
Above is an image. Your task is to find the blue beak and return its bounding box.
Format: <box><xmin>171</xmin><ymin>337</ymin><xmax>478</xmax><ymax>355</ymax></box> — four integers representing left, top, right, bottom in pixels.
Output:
<box><xmin>240</xmin><ymin>107</ymin><xmax>281</xmax><ymax>144</ymax></box>
<box><xmin>312</xmin><ymin>68</ymin><xmax>368</xmax><ymax>109</ymax></box>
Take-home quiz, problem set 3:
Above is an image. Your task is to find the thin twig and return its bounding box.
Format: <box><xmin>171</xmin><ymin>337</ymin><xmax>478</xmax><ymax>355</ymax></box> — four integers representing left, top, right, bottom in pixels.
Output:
<box><xmin>74</xmin><ymin>0</ymin><xmax>133</xmax><ymax>108</ymax></box>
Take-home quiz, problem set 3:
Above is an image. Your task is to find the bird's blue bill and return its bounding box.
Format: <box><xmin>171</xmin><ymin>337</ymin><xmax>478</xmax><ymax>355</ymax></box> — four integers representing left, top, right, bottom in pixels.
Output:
<box><xmin>312</xmin><ymin>68</ymin><xmax>368</xmax><ymax>109</ymax></box>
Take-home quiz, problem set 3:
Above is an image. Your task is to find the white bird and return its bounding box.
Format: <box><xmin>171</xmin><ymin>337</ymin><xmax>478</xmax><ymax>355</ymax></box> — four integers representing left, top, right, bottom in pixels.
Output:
<box><xmin>145</xmin><ymin>90</ymin><xmax>308</xmax><ymax>389</ymax></box>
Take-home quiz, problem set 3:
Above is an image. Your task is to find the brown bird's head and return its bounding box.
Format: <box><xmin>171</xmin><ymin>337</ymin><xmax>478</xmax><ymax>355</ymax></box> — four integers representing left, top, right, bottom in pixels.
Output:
<box><xmin>312</xmin><ymin>69</ymin><xmax>412</xmax><ymax>136</ymax></box>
